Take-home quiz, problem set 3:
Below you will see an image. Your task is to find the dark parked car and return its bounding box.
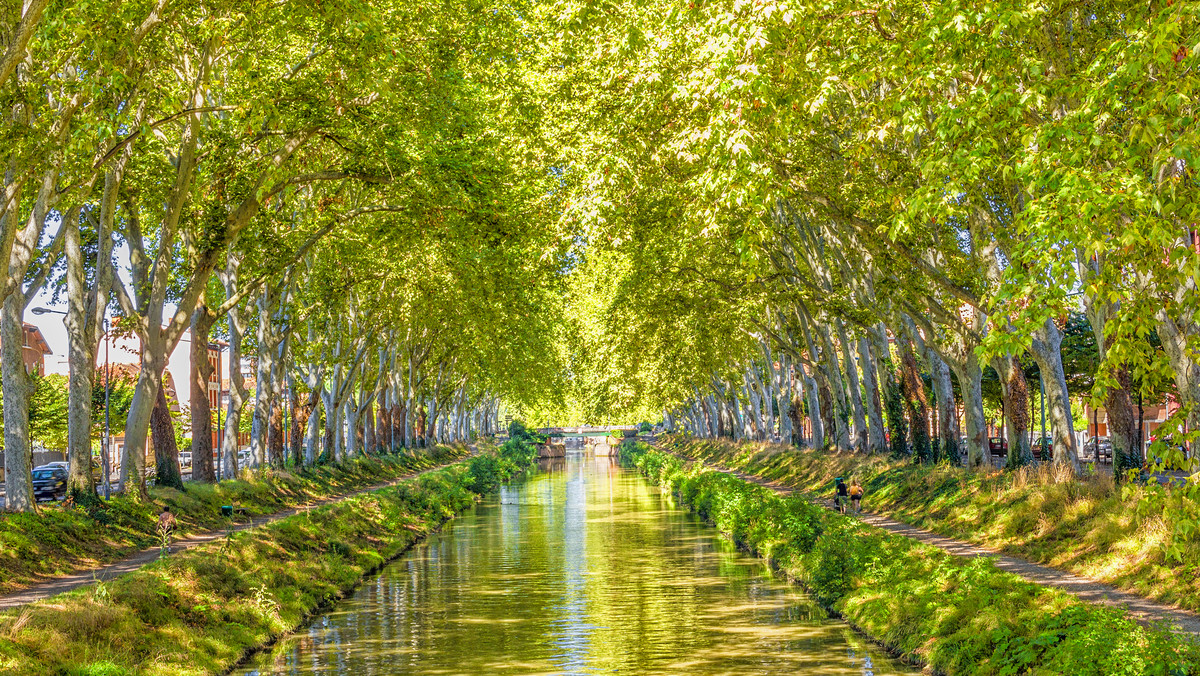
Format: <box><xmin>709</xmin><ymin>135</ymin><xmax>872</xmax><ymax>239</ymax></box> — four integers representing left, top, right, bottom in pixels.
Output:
<box><xmin>988</xmin><ymin>437</ymin><xmax>1008</xmax><ymax>456</ymax></box>
<box><xmin>32</xmin><ymin>466</ymin><xmax>68</xmax><ymax>501</ymax></box>
<box><xmin>1031</xmin><ymin>436</ymin><xmax>1053</xmax><ymax>461</ymax></box>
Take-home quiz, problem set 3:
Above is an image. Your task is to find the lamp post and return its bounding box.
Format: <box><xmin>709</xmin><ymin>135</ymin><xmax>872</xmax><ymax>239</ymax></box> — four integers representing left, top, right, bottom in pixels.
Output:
<box><xmin>216</xmin><ymin>346</ymin><xmax>223</xmax><ymax>481</ymax></box>
<box><xmin>103</xmin><ymin>318</ymin><xmax>111</xmax><ymax>499</ymax></box>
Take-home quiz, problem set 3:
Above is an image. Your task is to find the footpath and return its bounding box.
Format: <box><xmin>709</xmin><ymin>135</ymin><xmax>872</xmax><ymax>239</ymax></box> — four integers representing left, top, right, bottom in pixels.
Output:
<box><xmin>0</xmin><ymin>459</ymin><xmax>466</xmax><ymax>611</ymax></box>
<box><xmin>688</xmin><ymin>457</ymin><xmax>1200</xmax><ymax>638</ymax></box>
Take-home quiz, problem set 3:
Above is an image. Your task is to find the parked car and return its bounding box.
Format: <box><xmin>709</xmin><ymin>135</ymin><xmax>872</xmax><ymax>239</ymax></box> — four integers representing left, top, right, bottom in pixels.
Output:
<box><xmin>32</xmin><ymin>465</ymin><xmax>68</xmax><ymax>501</ymax></box>
<box><xmin>1084</xmin><ymin>436</ymin><xmax>1112</xmax><ymax>463</ymax></box>
<box><xmin>1031</xmin><ymin>436</ymin><xmax>1053</xmax><ymax>461</ymax></box>
<box><xmin>178</xmin><ymin>452</ymin><xmax>192</xmax><ymax>468</ymax></box>
<box><xmin>988</xmin><ymin>437</ymin><xmax>1008</xmax><ymax>456</ymax></box>
<box><xmin>237</xmin><ymin>449</ymin><xmax>255</xmax><ymax>468</ymax></box>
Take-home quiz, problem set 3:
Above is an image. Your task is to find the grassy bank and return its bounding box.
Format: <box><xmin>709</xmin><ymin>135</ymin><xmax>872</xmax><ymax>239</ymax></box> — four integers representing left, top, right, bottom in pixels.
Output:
<box><xmin>0</xmin><ymin>446</ymin><xmax>472</xmax><ymax>595</ymax></box>
<box><xmin>662</xmin><ymin>435</ymin><xmax>1200</xmax><ymax>613</ymax></box>
<box><xmin>620</xmin><ymin>441</ymin><xmax>1200</xmax><ymax>676</ymax></box>
<box><xmin>0</xmin><ymin>438</ymin><xmax>538</xmax><ymax>675</ymax></box>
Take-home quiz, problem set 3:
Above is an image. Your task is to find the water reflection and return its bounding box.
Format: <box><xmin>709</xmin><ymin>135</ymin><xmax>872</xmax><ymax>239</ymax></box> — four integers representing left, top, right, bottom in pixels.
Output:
<box><xmin>240</xmin><ymin>455</ymin><xmax>915</xmax><ymax>675</ymax></box>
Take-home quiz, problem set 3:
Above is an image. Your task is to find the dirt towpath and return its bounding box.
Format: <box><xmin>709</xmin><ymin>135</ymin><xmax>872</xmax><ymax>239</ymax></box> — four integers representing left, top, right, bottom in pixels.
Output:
<box><xmin>0</xmin><ymin>459</ymin><xmax>465</xmax><ymax>610</ymax></box>
<box><xmin>686</xmin><ymin>456</ymin><xmax>1200</xmax><ymax>638</ymax></box>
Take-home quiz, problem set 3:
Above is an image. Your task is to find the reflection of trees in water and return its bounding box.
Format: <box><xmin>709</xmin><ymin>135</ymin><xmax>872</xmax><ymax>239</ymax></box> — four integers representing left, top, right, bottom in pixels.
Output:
<box><xmin>239</xmin><ymin>457</ymin><xmax>914</xmax><ymax>675</ymax></box>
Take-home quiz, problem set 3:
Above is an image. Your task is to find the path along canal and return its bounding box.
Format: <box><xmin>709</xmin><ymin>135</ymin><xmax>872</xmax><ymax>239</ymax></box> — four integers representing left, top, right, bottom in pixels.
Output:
<box><xmin>239</xmin><ymin>454</ymin><xmax>916</xmax><ymax>675</ymax></box>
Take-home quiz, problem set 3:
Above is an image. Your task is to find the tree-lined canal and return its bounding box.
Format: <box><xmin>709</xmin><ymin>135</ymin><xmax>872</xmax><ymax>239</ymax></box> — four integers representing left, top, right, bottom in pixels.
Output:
<box><xmin>240</xmin><ymin>456</ymin><xmax>916</xmax><ymax>675</ymax></box>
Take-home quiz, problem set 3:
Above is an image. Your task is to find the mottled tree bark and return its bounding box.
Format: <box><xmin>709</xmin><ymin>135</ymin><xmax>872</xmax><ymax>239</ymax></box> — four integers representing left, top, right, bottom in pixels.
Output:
<box><xmin>2</xmin><ymin>297</ymin><xmax>34</xmax><ymax>512</ymax></box>
<box><xmin>1107</xmin><ymin>365</ymin><xmax>1140</xmax><ymax>475</ymax></box>
<box><xmin>858</xmin><ymin>337</ymin><xmax>886</xmax><ymax>453</ymax></box>
<box><xmin>151</xmin><ymin>375</ymin><xmax>183</xmax><ymax>490</ymax></box>
<box><xmin>189</xmin><ymin>306</ymin><xmax>217</xmax><ymax>483</ymax></box>
<box><xmin>289</xmin><ymin>381</ymin><xmax>302</xmax><ymax>465</ymax></box>
<box><xmin>992</xmin><ymin>355</ymin><xmax>1034</xmax><ymax>468</ymax></box>
<box><xmin>1029</xmin><ymin>318</ymin><xmax>1080</xmax><ymax>469</ymax></box>
<box><xmin>836</xmin><ymin>321</ymin><xmax>867</xmax><ymax>452</ymax></box>
<box><xmin>897</xmin><ymin>331</ymin><xmax>932</xmax><ymax>462</ymax></box>
<box><xmin>268</xmin><ymin>401</ymin><xmax>284</xmax><ymax>466</ymax></box>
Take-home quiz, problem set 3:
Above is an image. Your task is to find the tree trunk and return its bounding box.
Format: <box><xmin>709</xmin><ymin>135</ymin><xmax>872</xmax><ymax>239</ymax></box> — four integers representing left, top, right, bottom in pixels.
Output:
<box><xmin>304</xmin><ymin>386</ymin><xmax>323</xmax><ymax>464</ymax></box>
<box><xmin>836</xmin><ymin>321</ymin><xmax>867</xmax><ymax>451</ymax></box>
<box><xmin>1029</xmin><ymin>318</ymin><xmax>1080</xmax><ymax>469</ymax></box>
<box><xmin>119</xmin><ymin>349</ymin><xmax>164</xmax><ymax>499</ymax></box>
<box><xmin>391</xmin><ymin>402</ymin><xmax>404</xmax><ymax>449</ymax></box>
<box><xmin>1107</xmin><ymin>365</ymin><xmax>1140</xmax><ymax>475</ymax></box>
<box><xmin>268</xmin><ymin>400</ymin><xmax>284</xmax><ymax>466</ymax></box>
<box><xmin>344</xmin><ymin>399</ymin><xmax>358</xmax><ymax>457</ymax></box>
<box><xmin>189</xmin><ymin>307</ymin><xmax>217</xmax><ymax>483</ymax></box>
<box><xmin>992</xmin><ymin>354</ymin><xmax>1034</xmax><ymax>468</ymax></box>
<box><xmin>64</xmin><ymin>328</ymin><xmax>96</xmax><ymax>499</ymax></box>
<box><xmin>377</xmin><ymin>394</ymin><xmax>389</xmax><ymax>453</ymax></box>
<box><xmin>949</xmin><ymin>355</ymin><xmax>987</xmax><ymax>469</ymax></box>
<box><xmin>363</xmin><ymin>400</ymin><xmax>375</xmax><ymax>455</ymax></box>
<box><xmin>219</xmin><ymin>257</ymin><xmax>249</xmax><ymax>479</ymax></box>
<box><xmin>927</xmin><ymin>347</ymin><xmax>958</xmax><ymax>463</ymax></box>
<box><xmin>801</xmin><ymin>374</ymin><xmax>820</xmax><ymax>447</ymax></box>
<box><xmin>322</xmin><ymin>389</ymin><xmax>337</xmax><ymax>462</ymax></box>
<box><xmin>64</xmin><ymin>199</ymin><xmax>111</xmax><ymax>500</ymax></box>
<box><xmin>2</xmin><ymin>296</ymin><xmax>34</xmax><ymax>512</ymax></box>
<box><xmin>288</xmin><ymin>378</ymin><xmax>302</xmax><ymax>465</ymax></box>
<box><xmin>151</xmin><ymin>374</ymin><xmax>183</xmax><ymax>490</ymax></box>
<box><xmin>871</xmin><ymin>323</ymin><xmax>908</xmax><ymax>456</ymax></box>
<box><xmin>250</xmin><ymin>370</ymin><xmax>269</xmax><ymax>467</ymax></box>
<box><xmin>857</xmin><ymin>336</ymin><xmax>886</xmax><ymax>453</ymax></box>
<box><xmin>816</xmin><ymin>324</ymin><xmax>850</xmax><ymax>450</ymax></box>
<box><xmin>897</xmin><ymin>330</ymin><xmax>932</xmax><ymax>462</ymax></box>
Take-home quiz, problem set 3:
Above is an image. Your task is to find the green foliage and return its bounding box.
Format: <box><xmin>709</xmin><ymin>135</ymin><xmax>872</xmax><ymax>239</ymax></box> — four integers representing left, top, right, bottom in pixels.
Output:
<box><xmin>28</xmin><ymin>373</ymin><xmax>69</xmax><ymax>451</ymax></box>
<box><xmin>621</xmin><ymin>442</ymin><xmax>1200</xmax><ymax>675</ymax></box>
<box><xmin>466</xmin><ymin>420</ymin><xmax>540</xmax><ymax>494</ymax></box>
<box><xmin>91</xmin><ymin>376</ymin><xmax>134</xmax><ymax>439</ymax></box>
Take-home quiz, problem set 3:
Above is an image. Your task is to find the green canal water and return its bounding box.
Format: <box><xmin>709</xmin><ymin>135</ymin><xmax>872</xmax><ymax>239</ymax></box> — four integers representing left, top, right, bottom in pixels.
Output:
<box><xmin>239</xmin><ymin>455</ymin><xmax>917</xmax><ymax>675</ymax></box>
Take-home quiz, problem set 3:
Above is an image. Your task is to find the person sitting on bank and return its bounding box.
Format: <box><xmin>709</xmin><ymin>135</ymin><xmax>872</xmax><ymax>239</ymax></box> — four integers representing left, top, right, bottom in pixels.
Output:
<box><xmin>834</xmin><ymin>477</ymin><xmax>849</xmax><ymax>514</ymax></box>
<box><xmin>849</xmin><ymin>479</ymin><xmax>864</xmax><ymax>514</ymax></box>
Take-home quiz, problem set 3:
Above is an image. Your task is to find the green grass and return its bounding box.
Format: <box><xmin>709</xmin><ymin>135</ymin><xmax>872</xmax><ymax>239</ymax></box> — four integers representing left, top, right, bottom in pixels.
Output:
<box><xmin>0</xmin><ymin>446</ymin><xmax>472</xmax><ymax>596</ymax></box>
<box><xmin>663</xmin><ymin>435</ymin><xmax>1200</xmax><ymax>613</ymax></box>
<box><xmin>0</xmin><ymin>443</ymin><xmax>535</xmax><ymax>675</ymax></box>
<box><xmin>620</xmin><ymin>441</ymin><xmax>1200</xmax><ymax>675</ymax></box>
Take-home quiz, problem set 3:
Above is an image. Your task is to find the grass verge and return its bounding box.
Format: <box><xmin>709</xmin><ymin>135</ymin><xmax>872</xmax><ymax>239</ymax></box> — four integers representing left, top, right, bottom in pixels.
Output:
<box><xmin>662</xmin><ymin>435</ymin><xmax>1200</xmax><ymax>613</ymax></box>
<box><xmin>0</xmin><ymin>446</ymin><xmax>473</xmax><ymax>596</ymax></box>
<box><xmin>620</xmin><ymin>441</ymin><xmax>1200</xmax><ymax>676</ymax></box>
<box><xmin>0</xmin><ymin>438</ymin><xmax>538</xmax><ymax>675</ymax></box>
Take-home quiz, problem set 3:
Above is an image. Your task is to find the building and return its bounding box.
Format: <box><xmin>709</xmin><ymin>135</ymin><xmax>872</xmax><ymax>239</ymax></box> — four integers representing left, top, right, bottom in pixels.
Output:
<box><xmin>1080</xmin><ymin>395</ymin><xmax>1181</xmax><ymax>445</ymax></box>
<box><xmin>19</xmin><ymin>323</ymin><xmax>53</xmax><ymax>374</ymax></box>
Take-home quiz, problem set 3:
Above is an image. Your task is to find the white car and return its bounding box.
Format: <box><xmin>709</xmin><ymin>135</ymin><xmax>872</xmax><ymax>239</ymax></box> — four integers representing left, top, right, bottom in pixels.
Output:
<box><xmin>237</xmin><ymin>449</ymin><xmax>256</xmax><ymax>468</ymax></box>
<box><xmin>178</xmin><ymin>452</ymin><xmax>192</xmax><ymax>468</ymax></box>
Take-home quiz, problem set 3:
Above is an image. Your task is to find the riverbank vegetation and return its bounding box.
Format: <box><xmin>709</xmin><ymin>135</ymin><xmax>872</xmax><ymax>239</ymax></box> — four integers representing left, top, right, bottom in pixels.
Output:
<box><xmin>666</xmin><ymin>436</ymin><xmax>1200</xmax><ymax>613</ymax></box>
<box><xmin>0</xmin><ymin>444</ymin><xmax>536</xmax><ymax>675</ymax></box>
<box><xmin>0</xmin><ymin>446</ymin><xmax>470</xmax><ymax>595</ymax></box>
<box><xmin>620</xmin><ymin>442</ymin><xmax>1200</xmax><ymax>675</ymax></box>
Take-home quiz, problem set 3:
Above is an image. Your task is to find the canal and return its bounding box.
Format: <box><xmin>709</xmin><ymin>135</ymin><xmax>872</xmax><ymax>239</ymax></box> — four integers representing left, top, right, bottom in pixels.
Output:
<box><xmin>239</xmin><ymin>454</ymin><xmax>916</xmax><ymax>675</ymax></box>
